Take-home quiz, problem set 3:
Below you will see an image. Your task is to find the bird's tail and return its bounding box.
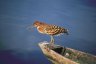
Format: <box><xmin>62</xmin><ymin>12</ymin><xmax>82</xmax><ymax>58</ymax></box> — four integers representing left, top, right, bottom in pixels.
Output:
<box><xmin>65</xmin><ymin>29</ymin><xmax>69</xmax><ymax>35</ymax></box>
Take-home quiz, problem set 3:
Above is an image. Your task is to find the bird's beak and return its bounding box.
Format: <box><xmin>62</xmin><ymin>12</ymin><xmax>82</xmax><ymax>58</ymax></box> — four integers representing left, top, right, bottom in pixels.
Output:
<box><xmin>26</xmin><ymin>25</ymin><xmax>34</xmax><ymax>31</ymax></box>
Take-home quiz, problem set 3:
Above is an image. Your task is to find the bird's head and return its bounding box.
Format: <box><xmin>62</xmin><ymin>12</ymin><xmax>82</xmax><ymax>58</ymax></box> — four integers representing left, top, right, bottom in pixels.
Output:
<box><xmin>33</xmin><ymin>21</ymin><xmax>46</xmax><ymax>27</ymax></box>
<box><xmin>26</xmin><ymin>21</ymin><xmax>44</xmax><ymax>31</ymax></box>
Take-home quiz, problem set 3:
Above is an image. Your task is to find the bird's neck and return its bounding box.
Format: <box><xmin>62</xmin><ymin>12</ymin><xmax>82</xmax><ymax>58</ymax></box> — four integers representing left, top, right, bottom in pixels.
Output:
<box><xmin>37</xmin><ymin>26</ymin><xmax>45</xmax><ymax>34</ymax></box>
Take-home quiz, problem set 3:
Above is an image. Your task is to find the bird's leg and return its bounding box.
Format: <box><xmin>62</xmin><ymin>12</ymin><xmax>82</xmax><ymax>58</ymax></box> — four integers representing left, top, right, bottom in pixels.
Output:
<box><xmin>50</xmin><ymin>35</ymin><xmax>54</xmax><ymax>45</ymax></box>
<box><xmin>49</xmin><ymin>35</ymin><xmax>54</xmax><ymax>49</ymax></box>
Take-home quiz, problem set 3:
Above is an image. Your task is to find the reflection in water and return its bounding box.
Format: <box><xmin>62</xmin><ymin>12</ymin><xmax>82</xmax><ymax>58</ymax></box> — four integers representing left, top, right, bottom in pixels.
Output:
<box><xmin>0</xmin><ymin>50</ymin><xmax>52</xmax><ymax>64</ymax></box>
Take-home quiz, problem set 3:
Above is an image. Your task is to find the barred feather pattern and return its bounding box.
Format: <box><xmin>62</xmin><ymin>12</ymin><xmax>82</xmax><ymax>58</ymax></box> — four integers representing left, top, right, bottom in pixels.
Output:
<box><xmin>33</xmin><ymin>21</ymin><xmax>68</xmax><ymax>36</ymax></box>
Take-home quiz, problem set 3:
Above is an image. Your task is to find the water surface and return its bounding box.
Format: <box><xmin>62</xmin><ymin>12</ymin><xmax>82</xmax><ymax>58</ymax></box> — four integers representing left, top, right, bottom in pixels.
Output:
<box><xmin>0</xmin><ymin>0</ymin><xmax>96</xmax><ymax>64</ymax></box>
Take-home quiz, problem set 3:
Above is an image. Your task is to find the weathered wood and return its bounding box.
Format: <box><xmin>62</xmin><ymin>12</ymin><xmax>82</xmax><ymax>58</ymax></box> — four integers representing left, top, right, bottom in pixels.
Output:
<box><xmin>38</xmin><ymin>41</ymin><xmax>96</xmax><ymax>64</ymax></box>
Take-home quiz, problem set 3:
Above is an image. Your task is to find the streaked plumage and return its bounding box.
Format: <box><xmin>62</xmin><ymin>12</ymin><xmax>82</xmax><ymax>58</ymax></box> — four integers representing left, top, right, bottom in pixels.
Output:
<box><xmin>33</xmin><ymin>21</ymin><xmax>68</xmax><ymax>47</ymax></box>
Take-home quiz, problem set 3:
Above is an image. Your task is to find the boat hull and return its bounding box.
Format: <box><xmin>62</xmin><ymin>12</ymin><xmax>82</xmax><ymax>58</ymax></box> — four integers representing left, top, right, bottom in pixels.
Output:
<box><xmin>39</xmin><ymin>42</ymin><xmax>96</xmax><ymax>64</ymax></box>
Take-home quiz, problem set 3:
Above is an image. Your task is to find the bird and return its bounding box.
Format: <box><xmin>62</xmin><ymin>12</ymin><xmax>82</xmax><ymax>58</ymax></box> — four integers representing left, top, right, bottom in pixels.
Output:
<box><xmin>33</xmin><ymin>21</ymin><xmax>68</xmax><ymax>47</ymax></box>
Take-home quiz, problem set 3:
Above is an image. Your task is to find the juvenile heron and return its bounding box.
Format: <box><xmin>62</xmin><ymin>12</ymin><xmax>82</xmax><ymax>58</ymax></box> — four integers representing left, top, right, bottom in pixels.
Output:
<box><xmin>33</xmin><ymin>21</ymin><xmax>68</xmax><ymax>46</ymax></box>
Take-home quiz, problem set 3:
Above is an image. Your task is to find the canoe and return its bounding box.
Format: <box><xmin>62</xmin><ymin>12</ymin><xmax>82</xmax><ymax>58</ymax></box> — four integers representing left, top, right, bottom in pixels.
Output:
<box><xmin>38</xmin><ymin>41</ymin><xmax>96</xmax><ymax>64</ymax></box>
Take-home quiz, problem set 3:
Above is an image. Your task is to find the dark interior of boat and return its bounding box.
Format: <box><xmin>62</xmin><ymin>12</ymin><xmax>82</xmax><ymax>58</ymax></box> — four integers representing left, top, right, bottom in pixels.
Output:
<box><xmin>51</xmin><ymin>45</ymin><xmax>96</xmax><ymax>64</ymax></box>
<box><xmin>45</xmin><ymin>44</ymin><xmax>96</xmax><ymax>64</ymax></box>
<box><xmin>52</xmin><ymin>46</ymin><xmax>66</xmax><ymax>56</ymax></box>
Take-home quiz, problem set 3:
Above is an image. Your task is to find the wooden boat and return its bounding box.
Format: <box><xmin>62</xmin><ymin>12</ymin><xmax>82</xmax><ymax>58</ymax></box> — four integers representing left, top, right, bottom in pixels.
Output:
<box><xmin>38</xmin><ymin>41</ymin><xmax>96</xmax><ymax>64</ymax></box>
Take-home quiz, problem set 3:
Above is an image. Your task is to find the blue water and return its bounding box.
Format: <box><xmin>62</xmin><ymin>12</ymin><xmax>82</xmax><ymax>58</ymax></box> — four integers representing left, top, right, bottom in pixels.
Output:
<box><xmin>0</xmin><ymin>0</ymin><xmax>96</xmax><ymax>64</ymax></box>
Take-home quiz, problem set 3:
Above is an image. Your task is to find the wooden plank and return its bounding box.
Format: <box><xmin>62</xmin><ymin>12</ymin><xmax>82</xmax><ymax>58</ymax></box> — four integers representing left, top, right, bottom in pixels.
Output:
<box><xmin>39</xmin><ymin>42</ymin><xmax>78</xmax><ymax>64</ymax></box>
<box><xmin>38</xmin><ymin>41</ymin><xmax>96</xmax><ymax>64</ymax></box>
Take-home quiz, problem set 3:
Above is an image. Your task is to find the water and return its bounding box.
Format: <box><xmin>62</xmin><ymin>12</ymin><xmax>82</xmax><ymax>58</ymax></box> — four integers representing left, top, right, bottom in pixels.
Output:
<box><xmin>0</xmin><ymin>0</ymin><xmax>96</xmax><ymax>64</ymax></box>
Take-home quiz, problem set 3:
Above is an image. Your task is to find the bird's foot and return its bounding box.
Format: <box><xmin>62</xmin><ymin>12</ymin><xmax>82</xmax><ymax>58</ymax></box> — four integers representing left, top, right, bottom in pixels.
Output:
<box><xmin>49</xmin><ymin>43</ymin><xmax>54</xmax><ymax>49</ymax></box>
<box><xmin>44</xmin><ymin>45</ymin><xmax>50</xmax><ymax>52</ymax></box>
